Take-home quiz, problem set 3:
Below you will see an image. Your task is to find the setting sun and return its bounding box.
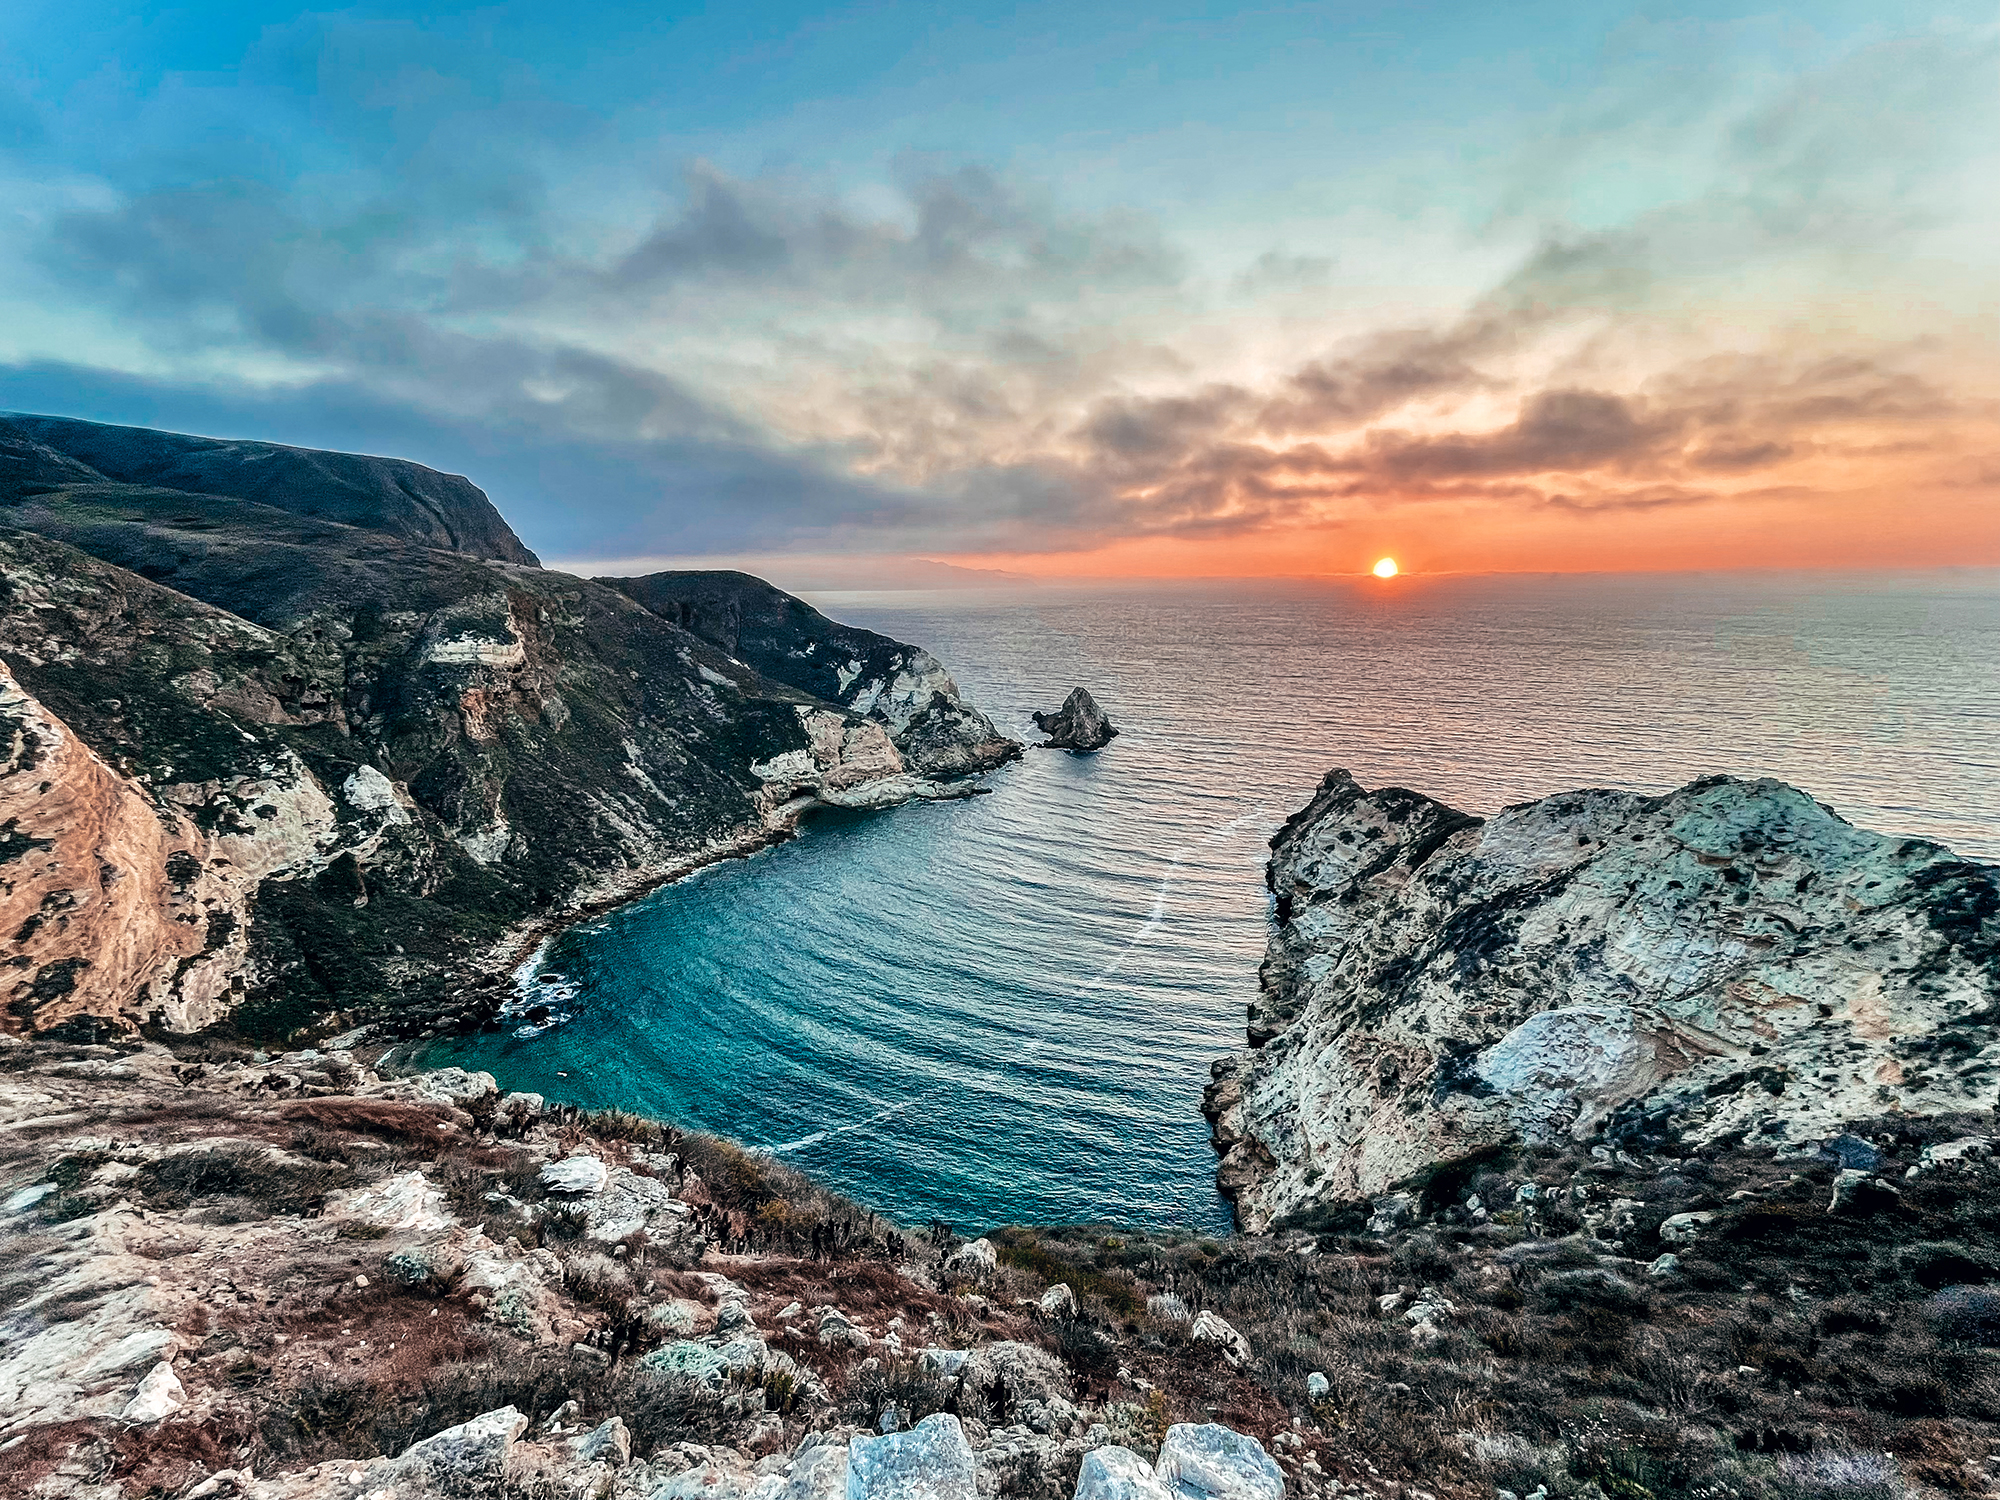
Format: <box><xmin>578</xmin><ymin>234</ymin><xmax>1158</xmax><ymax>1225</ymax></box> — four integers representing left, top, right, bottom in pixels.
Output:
<box><xmin>1372</xmin><ymin>557</ymin><xmax>1399</xmax><ymax>578</ymax></box>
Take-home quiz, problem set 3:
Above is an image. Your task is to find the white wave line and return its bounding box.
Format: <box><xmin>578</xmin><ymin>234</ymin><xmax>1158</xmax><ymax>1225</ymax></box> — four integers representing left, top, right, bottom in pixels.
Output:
<box><xmin>752</xmin><ymin>805</ymin><xmax>1283</xmax><ymax>1158</ymax></box>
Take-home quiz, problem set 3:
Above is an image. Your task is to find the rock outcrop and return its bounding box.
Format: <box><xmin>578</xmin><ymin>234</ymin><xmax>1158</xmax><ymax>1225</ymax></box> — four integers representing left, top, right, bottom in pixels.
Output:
<box><xmin>1031</xmin><ymin>687</ymin><xmax>1118</xmax><ymax>752</ymax></box>
<box><xmin>1207</xmin><ymin>769</ymin><xmax>2000</xmax><ymax>1230</ymax></box>
<box><xmin>608</xmin><ymin>570</ymin><xmax>1020</xmax><ymax>776</ymax></box>
<box><xmin>0</xmin><ymin>415</ymin><xmax>1014</xmax><ymax>1038</ymax></box>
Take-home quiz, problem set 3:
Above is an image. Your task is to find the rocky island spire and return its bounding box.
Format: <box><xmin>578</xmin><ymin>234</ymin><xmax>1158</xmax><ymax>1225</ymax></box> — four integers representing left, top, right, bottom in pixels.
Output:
<box><xmin>1031</xmin><ymin>687</ymin><xmax>1119</xmax><ymax>752</ymax></box>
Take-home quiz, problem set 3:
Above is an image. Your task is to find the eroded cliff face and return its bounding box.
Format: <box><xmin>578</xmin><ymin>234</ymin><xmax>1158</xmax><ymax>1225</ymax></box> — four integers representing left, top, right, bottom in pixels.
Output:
<box><xmin>0</xmin><ymin>418</ymin><xmax>1013</xmax><ymax>1039</ymax></box>
<box><xmin>1207</xmin><ymin>770</ymin><xmax>2000</xmax><ymax>1231</ymax></box>
<box><xmin>606</xmin><ymin>570</ymin><xmax>1020</xmax><ymax>775</ymax></box>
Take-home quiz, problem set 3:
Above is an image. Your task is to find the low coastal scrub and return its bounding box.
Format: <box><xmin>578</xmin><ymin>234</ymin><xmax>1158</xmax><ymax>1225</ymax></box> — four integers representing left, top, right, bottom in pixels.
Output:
<box><xmin>8</xmin><ymin>1038</ymin><xmax>2000</xmax><ymax>1500</ymax></box>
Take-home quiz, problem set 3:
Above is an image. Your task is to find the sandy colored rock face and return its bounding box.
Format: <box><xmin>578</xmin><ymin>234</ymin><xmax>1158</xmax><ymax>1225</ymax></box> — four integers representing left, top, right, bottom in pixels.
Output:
<box><xmin>1209</xmin><ymin>770</ymin><xmax>2000</xmax><ymax>1230</ymax></box>
<box><xmin>0</xmin><ymin>659</ymin><xmax>252</xmax><ymax>1033</ymax></box>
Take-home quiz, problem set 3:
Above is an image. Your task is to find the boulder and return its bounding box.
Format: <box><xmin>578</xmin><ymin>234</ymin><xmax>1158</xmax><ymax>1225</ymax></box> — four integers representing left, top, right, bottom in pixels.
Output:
<box><xmin>1040</xmin><ymin>1283</ymin><xmax>1079</xmax><ymax>1319</ymax></box>
<box><xmin>1153</xmin><ymin>1424</ymin><xmax>1284</xmax><ymax>1500</ymax></box>
<box><xmin>584</xmin><ymin>1167</ymin><xmax>686</xmax><ymax>1242</ymax></box>
<box><xmin>1829</xmin><ymin>1170</ymin><xmax>1901</xmax><ymax>1217</ymax></box>
<box><xmin>958</xmin><ymin>1341</ymin><xmax>1075</xmax><ymax>1415</ymax></box>
<box><xmin>1075</xmin><ymin>1445</ymin><xmax>1174</xmax><ymax>1500</ymax></box>
<box><xmin>1825</xmin><ymin>1133</ymin><xmax>1883</xmax><ymax>1172</ymax></box>
<box><xmin>847</xmin><ymin>1412</ymin><xmax>977</xmax><ymax>1500</ymax></box>
<box><xmin>1189</xmin><ymin>1311</ymin><xmax>1252</xmax><ymax>1367</ymax></box>
<box><xmin>389</xmin><ymin>1405</ymin><xmax>528</xmax><ymax>1492</ymax></box>
<box><xmin>121</xmin><ymin>1361</ymin><xmax>184</xmax><ymax>1422</ymax></box>
<box><xmin>1365</xmin><ymin>1194</ymin><xmax>1415</xmax><ymax>1235</ymax></box>
<box><xmin>921</xmin><ymin>1348</ymin><xmax>971</xmax><ymax>1377</ymax></box>
<box><xmin>1305</xmin><ymin>1371</ymin><xmax>1331</xmax><ymax>1399</ymax></box>
<box><xmin>496</xmin><ymin>1092</ymin><xmax>545</xmax><ymax>1133</ymax></box>
<box><xmin>819</xmin><ymin>1308</ymin><xmax>871</xmax><ymax>1349</ymax></box>
<box><xmin>1659</xmin><ymin>1211</ymin><xmax>1718</xmax><ymax>1245</ymax></box>
<box><xmin>572</xmin><ymin>1416</ymin><xmax>631</xmax><ymax>1467</ymax></box>
<box><xmin>1208</xmin><ymin>770</ymin><xmax>2000</xmax><ymax>1230</ymax></box>
<box><xmin>408</xmin><ymin>1067</ymin><xmax>499</xmax><ymax>1110</ymax></box>
<box><xmin>780</xmin><ymin>1444</ymin><xmax>851</xmax><ymax>1500</ymax></box>
<box><xmin>944</xmin><ymin>1237</ymin><xmax>999</xmax><ymax>1280</ymax></box>
<box><xmin>1647</xmin><ymin>1253</ymin><xmax>1681</xmax><ymax>1279</ymax></box>
<box><xmin>1031</xmin><ymin>688</ymin><xmax>1119</xmax><ymax>753</ymax></box>
<box><xmin>539</xmin><ymin>1154</ymin><xmax>609</xmax><ymax>1195</ymax></box>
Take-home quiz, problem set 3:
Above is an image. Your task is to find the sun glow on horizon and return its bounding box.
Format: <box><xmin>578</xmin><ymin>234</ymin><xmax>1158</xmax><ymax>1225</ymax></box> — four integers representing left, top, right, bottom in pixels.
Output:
<box><xmin>1372</xmin><ymin>557</ymin><xmax>1399</xmax><ymax>578</ymax></box>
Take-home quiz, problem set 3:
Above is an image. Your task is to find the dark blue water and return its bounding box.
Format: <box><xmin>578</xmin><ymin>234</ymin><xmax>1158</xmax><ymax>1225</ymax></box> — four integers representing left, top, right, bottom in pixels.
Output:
<box><xmin>419</xmin><ymin>572</ymin><xmax>2000</xmax><ymax>1233</ymax></box>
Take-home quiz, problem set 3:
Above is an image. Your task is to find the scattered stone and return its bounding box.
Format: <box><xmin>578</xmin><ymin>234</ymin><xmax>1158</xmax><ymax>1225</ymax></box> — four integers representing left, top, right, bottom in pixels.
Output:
<box><xmin>1648</xmin><ymin>1253</ymin><xmax>1681</xmax><ymax>1279</ymax></box>
<box><xmin>1305</xmin><ymin>1372</ymin><xmax>1330</xmax><ymax>1399</ymax></box>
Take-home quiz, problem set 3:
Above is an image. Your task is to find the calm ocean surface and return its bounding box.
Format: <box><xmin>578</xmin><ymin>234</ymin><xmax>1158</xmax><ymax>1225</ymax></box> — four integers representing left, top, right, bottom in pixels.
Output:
<box><xmin>419</xmin><ymin>572</ymin><xmax>2000</xmax><ymax>1235</ymax></box>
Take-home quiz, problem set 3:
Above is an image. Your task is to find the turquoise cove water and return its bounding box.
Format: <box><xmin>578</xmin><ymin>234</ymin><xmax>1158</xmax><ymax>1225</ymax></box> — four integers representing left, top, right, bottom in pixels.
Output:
<box><xmin>418</xmin><ymin>572</ymin><xmax>2000</xmax><ymax>1234</ymax></box>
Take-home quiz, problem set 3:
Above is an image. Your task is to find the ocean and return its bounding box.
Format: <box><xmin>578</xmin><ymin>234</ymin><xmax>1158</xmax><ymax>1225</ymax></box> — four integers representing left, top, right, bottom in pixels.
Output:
<box><xmin>416</xmin><ymin>570</ymin><xmax>2000</xmax><ymax>1235</ymax></box>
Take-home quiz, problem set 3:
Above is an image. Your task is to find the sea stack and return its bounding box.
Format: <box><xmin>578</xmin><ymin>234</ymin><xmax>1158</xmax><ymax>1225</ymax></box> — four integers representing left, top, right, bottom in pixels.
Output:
<box><xmin>1032</xmin><ymin>687</ymin><xmax>1119</xmax><ymax>752</ymax></box>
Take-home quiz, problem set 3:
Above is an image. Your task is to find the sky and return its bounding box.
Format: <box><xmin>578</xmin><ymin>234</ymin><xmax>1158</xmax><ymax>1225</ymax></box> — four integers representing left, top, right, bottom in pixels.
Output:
<box><xmin>1</xmin><ymin>2</ymin><xmax>1996</xmax><ymax>577</ymax></box>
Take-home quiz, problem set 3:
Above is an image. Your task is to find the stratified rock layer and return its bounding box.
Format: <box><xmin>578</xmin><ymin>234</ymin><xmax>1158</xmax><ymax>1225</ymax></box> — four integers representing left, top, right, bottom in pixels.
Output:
<box><xmin>1207</xmin><ymin>770</ymin><xmax>2000</xmax><ymax>1230</ymax></box>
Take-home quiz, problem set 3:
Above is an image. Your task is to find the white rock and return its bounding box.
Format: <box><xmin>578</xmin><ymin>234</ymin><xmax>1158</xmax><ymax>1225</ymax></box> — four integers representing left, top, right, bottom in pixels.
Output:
<box><xmin>1919</xmin><ymin>1137</ymin><xmax>1995</xmax><ymax>1170</ymax></box>
<box><xmin>847</xmin><ymin>1412</ymin><xmax>977</xmax><ymax>1500</ymax></box>
<box><xmin>1040</xmin><ymin>1283</ymin><xmax>1079</xmax><ymax>1319</ymax></box>
<box><xmin>1189</xmin><ymin>1311</ymin><xmax>1252</xmax><ymax>1367</ymax></box>
<box><xmin>1305</xmin><ymin>1372</ymin><xmax>1330</xmax><ymax>1399</ymax></box>
<box><xmin>392</xmin><ymin>1404</ymin><xmax>527</xmax><ymax>1488</ymax></box>
<box><xmin>1658</xmin><ymin>1211</ymin><xmax>1718</xmax><ymax>1245</ymax></box>
<box><xmin>1154</xmin><ymin>1424</ymin><xmax>1284</xmax><ymax>1500</ymax></box>
<box><xmin>778</xmin><ymin>1445</ymin><xmax>850</xmax><ymax>1500</ymax></box>
<box><xmin>1074</xmin><ymin>1445</ymin><xmax>1174</xmax><ymax>1500</ymax></box>
<box><xmin>121</xmin><ymin>1361</ymin><xmax>184</xmax><ymax>1422</ymax></box>
<box><xmin>2</xmin><ymin>1183</ymin><xmax>56</xmax><ymax>1216</ymax></box>
<box><xmin>327</xmin><ymin>1171</ymin><xmax>454</xmax><ymax>1233</ymax></box>
<box><xmin>944</xmin><ymin>1238</ymin><xmax>999</xmax><ymax>1279</ymax></box>
<box><xmin>540</xmin><ymin>1155</ymin><xmax>610</xmax><ymax>1195</ymax></box>
<box><xmin>586</xmin><ymin>1167</ymin><xmax>685</xmax><ymax>1242</ymax></box>
<box><xmin>408</xmin><ymin>1066</ymin><xmax>499</xmax><ymax>1109</ymax></box>
<box><xmin>1647</xmin><ymin>1253</ymin><xmax>1681</xmax><ymax>1278</ymax></box>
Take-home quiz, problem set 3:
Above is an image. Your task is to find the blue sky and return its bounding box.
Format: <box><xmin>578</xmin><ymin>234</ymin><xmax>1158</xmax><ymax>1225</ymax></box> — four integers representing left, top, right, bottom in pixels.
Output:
<box><xmin>2</xmin><ymin>2</ymin><xmax>1995</xmax><ymax>572</ymax></box>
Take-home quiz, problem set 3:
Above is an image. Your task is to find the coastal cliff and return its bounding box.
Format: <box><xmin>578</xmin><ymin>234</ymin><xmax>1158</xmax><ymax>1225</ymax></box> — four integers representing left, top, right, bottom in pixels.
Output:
<box><xmin>607</xmin><ymin>570</ymin><xmax>1020</xmax><ymax>776</ymax></box>
<box><xmin>0</xmin><ymin>415</ymin><xmax>1015</xmax><ymax>1040</ymax></box>
<box><xmin>1207</xmin><ymin>770</ymin><xmax>2000</xmax><ymax>1231</ymax></box>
